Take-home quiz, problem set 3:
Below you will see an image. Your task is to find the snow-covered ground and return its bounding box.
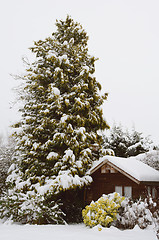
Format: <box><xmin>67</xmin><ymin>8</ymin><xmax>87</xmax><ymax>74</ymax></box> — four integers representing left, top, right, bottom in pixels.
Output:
<box><xmin>0</xmin><ymin>223</ymin><xmax>157</xmax><ymax>240</ymax></box>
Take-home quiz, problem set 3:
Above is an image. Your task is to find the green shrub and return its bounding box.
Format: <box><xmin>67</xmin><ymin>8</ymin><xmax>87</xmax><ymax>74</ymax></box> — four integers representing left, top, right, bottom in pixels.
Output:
<box><xmin>82</xmin><ymin>192</ymin><xmax>124</xmax><ymax>228</ymax></box>
<box><xmin>0</xmin><ymin>192</ymin><xmax>65</xmax><ymax>224</ymax></box>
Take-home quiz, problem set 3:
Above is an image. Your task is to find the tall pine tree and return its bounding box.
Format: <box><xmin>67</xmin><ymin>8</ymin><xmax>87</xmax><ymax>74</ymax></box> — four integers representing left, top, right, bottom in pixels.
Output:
<box><xmin>0</xmin><ymin>16</ymin><xmax>109</xmax><ymax>224</ymax></box>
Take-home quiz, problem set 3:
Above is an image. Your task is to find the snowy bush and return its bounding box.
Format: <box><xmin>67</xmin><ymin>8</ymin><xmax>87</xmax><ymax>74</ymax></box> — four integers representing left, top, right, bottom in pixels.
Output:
<box><xmin>144</xmin><ymin>196</ymin><xmax>159</xmax><ymax>239</ymax></box>
<box><xmin>82</xmin><ymin>192</ymin><xmax>124</xmax><ymax>228</ymax></box>
<box><xmin>0</xmin><ymin>191</ymin><xmax>65</xmax><ymax>224</ymax></box>
<box><xmin>115</xmin><ymin>198</ymin><xmax>152</xmax><ymax>229</ymax></box>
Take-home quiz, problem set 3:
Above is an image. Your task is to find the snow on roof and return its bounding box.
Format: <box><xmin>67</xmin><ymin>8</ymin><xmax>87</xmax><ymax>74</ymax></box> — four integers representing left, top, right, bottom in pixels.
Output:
<box><xmin>88</xmin><ymin>155</ymin><xmax>159</xmax><ymax>183</ymax></box>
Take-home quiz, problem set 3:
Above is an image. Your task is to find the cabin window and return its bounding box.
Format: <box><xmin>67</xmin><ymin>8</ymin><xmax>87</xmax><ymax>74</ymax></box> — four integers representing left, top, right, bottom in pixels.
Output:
<box><xmin>110</xmin><ymin>168</ymin><xmax>117</xmax><ymax>173</ymax></box>
<box><xmin>101</xmin><ymin>165</ymin><xmax>117</xmax><ymax>173</ymax></box>
<box><xmin>147</xmin><ymin>186</ymin><xmax>151</xmax><ymax>195</ymax></box>
<box><xmin>101</xmin><ymin>165</ymin><xmax>110</xmax><ymax>173</ymax></box>
<box><xmin>115</xmin><ymin>186</ymin><xmax>132</xmax><ymax>198</ymax></box>
<box><xmin>124</xmin><ymin>186</ymin><xmax>132</xmax><ymax>198</ymax></box>
<box><xmin>152</xmin><ymin>187</ymin><xmax>156</xmax><ymax>198</ymax></box>
<box><xmin>115</xmin><ymin>186</ymin><xmax>122</xmax><ymax>196</ymax></box>
<box><xmin>101</xmin><ymin>165</ymin><xmax>107</xmax><ymax>173</ymax></box>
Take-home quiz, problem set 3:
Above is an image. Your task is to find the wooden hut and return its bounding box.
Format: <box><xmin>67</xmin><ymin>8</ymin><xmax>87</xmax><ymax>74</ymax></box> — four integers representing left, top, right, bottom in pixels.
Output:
<box><xmin>85</xmin><ymin>156</ymin><xmax>159</xmax><ymax>203</ymax></box>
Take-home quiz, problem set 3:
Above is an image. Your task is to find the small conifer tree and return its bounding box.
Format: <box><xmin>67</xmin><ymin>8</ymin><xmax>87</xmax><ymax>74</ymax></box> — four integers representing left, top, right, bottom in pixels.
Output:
<box><xmin>0</xmin><ymin>16</ymin><xmax>109</xmax><ymax>224</ymax></box>
<box><xmin>103</xmin><ymin>124</ymin><xmax>152</xmax><ymax>158</ymax></box>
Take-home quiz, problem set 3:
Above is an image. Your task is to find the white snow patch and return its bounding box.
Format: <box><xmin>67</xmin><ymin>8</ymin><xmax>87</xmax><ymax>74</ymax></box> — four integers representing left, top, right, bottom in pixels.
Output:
<box><xmin>78</xmin><ymin>28</ymin><xmax>83</xmax><ymax>33</ymax></box>
<box><xmin>43</xmin><ymin>109</ymin><xmax>49</xmax><ymax>114</ymax></box>
<box><xmin>0</xmin><ymin>224</ymin><xmax>157</xmax><ymax>240</ymax></box>
<box><xmin>60</xmin><ymin>114</ymin><xmax>69</xmax><ymax>123</ymax></box>
<box><xmin>65</xmin><ymin>99</ymin><xmax>70</xmax><ymax>105</ymax></box>
<box><xmin>80</xmin><ymin>70</ymin><xmax>85</xmax><ymax>76</ymax></box>
<box><xmin>69</xmin><ymin>38</ymin><xmax>74</xmax><ymax>44</ymax></box>
<box><xmin>47</xmin><ymin>152</ymin><xmax>58</xmax><ymax>160</ymax></box>
<box><xmin>48</xmin><ymin>83</ymin><xmax>60</xmax><ymax>96</ymax></box>
<box><xmin>52</xmin><ymin>87</ymin><xmax>60</xmax><ymax>96</ymax></box>
<box><xmin>58</xmin><ymin>55</ymin><xmax>69</xmax><ymax>64</ymax></box>
<box><xmin>47</xmin><ymin>51</ymin><xmax>57</xmax><ymax>58</ymax></box>
<box><xmin>62</xmin><ymin>40</ymin><xmax>68</xmax><ymax>46</ymax></box>
<box><xmin>62</xmin><ymin>149</ymin><xmax>75</xmax><ymax>163</ymax></box>
<box><xmin>55</xmin><ymin>171</ymin><xmax>92</xmax><ymax>190</ymax></box>
<box><xmin>54</xmin><ymin>67</ymin><xmax>61</xmax><ymax>72</ymax></box>
<box><xmin>83</xmin><ymin>66</ymin><xmax>89</xmax><ymax>72</ymax></box>
<box><xmin>33</xmin><ymin>142</ymin><xmax>39</xmax><ymax>150</ymax></box>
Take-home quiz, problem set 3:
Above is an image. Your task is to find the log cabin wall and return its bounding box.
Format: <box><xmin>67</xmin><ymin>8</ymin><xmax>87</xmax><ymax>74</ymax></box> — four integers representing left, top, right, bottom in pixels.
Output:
<box><xmin>85</xmin><ymin>163</ymin><xmax>155</xmax><ymax>204</ymax></box>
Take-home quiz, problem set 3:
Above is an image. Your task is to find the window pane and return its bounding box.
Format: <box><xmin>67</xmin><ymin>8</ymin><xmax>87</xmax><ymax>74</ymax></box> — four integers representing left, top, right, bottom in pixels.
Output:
<box><xmin>111</xmin><ymin>168</ymin><xmax>117</xmax><ymax>173</ymax></box>
<box><xmin>152</xmin><ymin>187</ymin><xmax>156</xmax><ymax>198</ymax></box>
<box><xmin>124</xmin><ymin>186</ymin><xmax>132</xmax><ymax>198</ymax></box>
<box><xmin>147</xmin><ymin>186</ymin><xmax>151</xmax><ymax>195</ymax></box>
<box><xmin>115</xmin><ymin>186</ymin><xmax>122</xmax><ymax>196</ymax></box>
<box><xmin>101</xmin><ymin>165</ymin><xmax>106</xmax><ymax>173</ymax></box>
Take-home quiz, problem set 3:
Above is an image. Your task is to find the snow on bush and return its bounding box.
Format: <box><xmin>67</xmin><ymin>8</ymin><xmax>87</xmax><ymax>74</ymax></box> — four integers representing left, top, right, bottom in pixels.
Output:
<box><xmin>82</xmin><ymin>192</ymin><xmax>125</xmax><ymax>228</ymax></box>
<box><xmin>115</xmin><ymin>198</ymin><xmax>152</xmax><ymax>229</ymax></box>
<box><xmin>144</xmin><ymin>196</ymin><xmax>159</xmax><ymax>239</ymax></box>
<box><xmin>82</xmin><ymin>193</ymin><xmax>157</xmax><ymax>233</ymax></box>
<box><xmin>0</xmin><ymin>191</ymin><xmax>65</xmax><ymax>224</ymax></box>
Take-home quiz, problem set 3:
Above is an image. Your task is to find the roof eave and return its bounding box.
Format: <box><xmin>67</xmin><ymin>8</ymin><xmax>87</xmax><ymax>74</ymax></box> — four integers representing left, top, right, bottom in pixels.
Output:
<box><xmin>140</xmin><ymin>181</ymin><xmax>159</xmax><ymax>186</ymax></box>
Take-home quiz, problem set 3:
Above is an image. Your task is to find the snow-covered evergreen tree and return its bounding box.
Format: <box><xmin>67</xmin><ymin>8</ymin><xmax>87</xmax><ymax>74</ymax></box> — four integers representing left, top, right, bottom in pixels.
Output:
<box><xmin>135</xmin><ymin>150</ymin><xmax>159</xmax><ymax>170</ymax></box>
<box><xmin>102</xmin><ymin>124</ymin><xmax>128</xmax><ymax>157</ymax></box>
<box><xmin>0</xmin><ymin>16</ymin><xmax>109</xmax><ymax>224</ymax></box>
<box><xmin>102</xmin><ymin>124</ymin><xmax>152</xmax><ymax>158</ymax></box>
<box><xmin>127</xmin><ymin>127</ymin><xmax>152</xmax><ymax>157</ymax></box>
<box><xmin>0</xmin><ymin>135</ymin><xmax>14</xmax><ymax>196</ymax></box>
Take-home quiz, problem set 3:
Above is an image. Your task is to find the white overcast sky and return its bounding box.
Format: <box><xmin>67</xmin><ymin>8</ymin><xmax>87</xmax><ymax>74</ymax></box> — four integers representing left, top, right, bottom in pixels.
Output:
<box><xmin>0</xmin><ymin>0</ymin><xmax>159</xmax><ymax>143</ymax></box>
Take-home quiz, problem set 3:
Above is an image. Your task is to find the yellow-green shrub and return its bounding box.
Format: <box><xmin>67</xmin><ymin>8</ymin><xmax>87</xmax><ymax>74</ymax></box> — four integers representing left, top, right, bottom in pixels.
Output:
<box><xmin>82</xmin><ymin>192</ymin><xmax>125</xmax><ymax>228</ymax></box>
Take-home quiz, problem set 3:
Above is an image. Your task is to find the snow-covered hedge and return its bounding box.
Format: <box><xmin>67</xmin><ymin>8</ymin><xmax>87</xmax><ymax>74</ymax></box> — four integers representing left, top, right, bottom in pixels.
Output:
<box><xmin>82</xmin><ymin>192</ymin><xmax>124</xmax><ymax>228</ymax></box>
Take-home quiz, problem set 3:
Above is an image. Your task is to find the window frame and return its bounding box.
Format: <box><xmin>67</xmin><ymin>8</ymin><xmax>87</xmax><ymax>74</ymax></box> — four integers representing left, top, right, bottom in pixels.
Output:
<box><xmin>115</xmin><ymin>185</ymin><xmax>133</xmax><ymax>198</ymax></box>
